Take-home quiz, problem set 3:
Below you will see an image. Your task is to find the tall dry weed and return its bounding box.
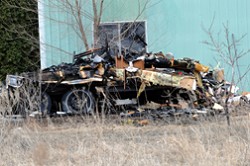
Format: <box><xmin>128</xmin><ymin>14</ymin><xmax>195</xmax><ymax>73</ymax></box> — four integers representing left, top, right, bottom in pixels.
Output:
<box><xmin>1</xmin><ymin>82</ymin><xmax>250</xmax><ymax>165</ymax></box>
<box><xmin>0</xmin><ymin>115</ymin><xmax>249</xmax><ymax>165</ymax></box>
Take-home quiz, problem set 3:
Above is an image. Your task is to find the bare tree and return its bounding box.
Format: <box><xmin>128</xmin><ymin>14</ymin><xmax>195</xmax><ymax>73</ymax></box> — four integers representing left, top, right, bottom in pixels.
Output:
<box><xmin>1</xmin><ymin>0</ymin><xmax>154</xmax><ymax>74</ymax></box>
<box><xmin>5</xmin><ymin>0</ymin><xmax>152</xmax><ymax>51</ymax></box>
<box><xmin>56</xmin><ymin>0</ymin><xmax>104</xmax><ymax>50</ymax></box>
<box><xmin>57</xmin><ymin>0</ymin><xmax>149</xmax><ymax>50</ymax></box>
<box><xmin>203</xmin><ymin>20</ymin><xmax>250</xmax><ymax>125</ymax></box>
<box><xmin>1</xmin><ymin>0</ymin><xmax>105</xmax><ymax>53</ymax></box>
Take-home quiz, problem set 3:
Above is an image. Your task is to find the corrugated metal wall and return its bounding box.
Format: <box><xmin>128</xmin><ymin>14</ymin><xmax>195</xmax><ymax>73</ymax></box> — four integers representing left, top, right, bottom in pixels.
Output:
<box><xmin>40</xmin><ymin>0</ymin><xmax>94</xmax><ymax>67</ymax></box>
<box><xmin>149</xmin><ymin>0</ymin><xmax>250</xmax><ymax>89</ymax></box>
<box><xmin>40</xmin><ymin>0</ymin><xmax>148</xmax><ymax>68</ymax></box>
<box><xmin>40</xmin><ymin>0</ymin><xmax>250</xmax><ymax>89</ymax></box>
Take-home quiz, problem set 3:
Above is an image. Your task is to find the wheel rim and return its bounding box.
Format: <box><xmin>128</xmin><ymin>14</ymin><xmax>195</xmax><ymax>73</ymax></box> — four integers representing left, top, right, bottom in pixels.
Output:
<box><xmin>63</xmin><ymin>89</ymin><xmax>94</xmax><ymax>114</ymax></box>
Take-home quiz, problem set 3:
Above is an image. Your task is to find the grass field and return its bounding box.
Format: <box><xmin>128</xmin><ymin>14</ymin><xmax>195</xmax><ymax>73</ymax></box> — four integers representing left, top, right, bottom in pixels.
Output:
<box><xmin>1</xmin><ymin>113</ymin><xmax>250</xmax><ymax>166</ymax></box>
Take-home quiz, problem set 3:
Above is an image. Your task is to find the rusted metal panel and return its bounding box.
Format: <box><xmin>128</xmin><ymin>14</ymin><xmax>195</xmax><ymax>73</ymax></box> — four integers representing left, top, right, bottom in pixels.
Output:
<box><xmin>43</xmin><ymin>77</ymin><xmax>103</xmax><ymax>85</ymax></box>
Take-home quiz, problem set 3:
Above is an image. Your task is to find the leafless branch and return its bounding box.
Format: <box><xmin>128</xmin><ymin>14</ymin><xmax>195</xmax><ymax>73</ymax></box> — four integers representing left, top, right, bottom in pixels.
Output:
<box><xmin>203</xmin><ymin>19</ymin><xmax>250</xmax><ymax>126</ymax></box>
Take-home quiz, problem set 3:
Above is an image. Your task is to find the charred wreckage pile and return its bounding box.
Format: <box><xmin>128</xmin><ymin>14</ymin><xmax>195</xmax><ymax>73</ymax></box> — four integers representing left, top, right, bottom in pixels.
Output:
<box><xmin>2</xmin><ymin>46</ymin><xmax>250</xmax><ymax>120</ymax></box>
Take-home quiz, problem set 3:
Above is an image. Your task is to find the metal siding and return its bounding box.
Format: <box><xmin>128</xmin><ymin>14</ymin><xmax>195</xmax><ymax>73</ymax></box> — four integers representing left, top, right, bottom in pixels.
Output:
<box><xmin>41</xmin><ymin>0</ymin><xmax>250</xmax><ymax>89</ymax></box>
<box><xmin>146</xmin><ymin>0</ymin><xmax>250</xmax><ymax>89</ymax></box>
<box><xmin>42</xmin><ymin>0</ymin><xmax>94</xmax><ymax>68</ymax></box>
<box><xmin>42</xmin><ymin>0</ymin><xmax>147</xmax><ymax>68</ymax></box>
<box><xmin>101</xmin><ymin>0</ymin><xmax>147</xmax><ymax>22</ymax></box>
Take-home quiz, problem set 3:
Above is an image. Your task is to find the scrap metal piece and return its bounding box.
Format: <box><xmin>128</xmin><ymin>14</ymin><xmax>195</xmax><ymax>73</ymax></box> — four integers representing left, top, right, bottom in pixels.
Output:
<box><xmin>115</xmin><ymin>55</ymin><xmax>128</xmax><ymax>68</ymax></box>
<box><xmin>213</xmin><ymin>68</ymin><xmax>224</xmax><ymax>82</ymax></box>
<box><xmin>180</xmin><ymin>77</ymin><xmax>197</xmax><ymax>91</ymax></box>
<box><xmin>73</xmin><ymin>47</ymin><xmax>103</xmax><ymax>61</ymax></box>
<box><xmin>228</xmin><ymin>96</ymin><xmax>242</xmax><ymax>106</ymax></box>
<box><xmin>126</xmin><ymin>61</ymin><xmax>139</xmax><ymax>73</ymax></box>
<box><xmin>212</xmin><ymin>103</ymin><xmax>224</xmax><ymax>111</ymax></box>
<box><xmin>43</xmin><ymin>77</ymin><xmax>103</xmax><ymax>85</ymax></box>
<box><xmin>79</xmin><ymin>70</ymin><xmax>94</xmax><ymax>79</ymax></box>
<box><xmin>194</xmin><ymin>62</ymin><xmax>209</xmax><ymax>73</ymax></box>
<box><xmin>6</xmin><ymin>75</ymin><xmax>24</xmax><ymax>88</ymax></box>
<box><xmin>97</xmin><ymin>63</ymin><xmax>105</xmax><ymax>76</ymax></box>
<box><xmin>140</xmin><ymin>70</ymin><xmax>181</xmax><ymax>86</ymax></box>
<box><xmin>140</xmin><ymin>70</ymin><xmax>197</xmax><ymax>90</ymax></box>
<box><xmin>115</xmin><ymin>68</ymin><xmax>196</xmax><ymax>91</ymax></box>
<box><xmin>115</xmin><ymin>98</ymin><xmax>137</xmax><ymax>106</ymax></box>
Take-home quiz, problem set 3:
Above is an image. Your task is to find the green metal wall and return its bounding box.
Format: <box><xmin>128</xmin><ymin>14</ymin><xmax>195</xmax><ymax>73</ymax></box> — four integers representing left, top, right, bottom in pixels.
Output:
<box><xmin>40</xmin><ymin>0</ymin><xmax>250</xmax><ymax>89</ymax></box>
<box><xmin>40</xmin><ymin>0</ymin><xmax>148</xmax><ymax>68</ymax></box>
<box><xmin>40</xmin><ymin>0</ymin><xmax>94</xmax><ymax>67</ymax></box>
<box><xmin>145</xmin><ymin>0</ymin><xmax>250</xmax><ymax>89</ymax></box>
<box><xmin>146</xmin><ymin>0</ymin><xmax>250</xmax><ymax>66</ymax></box>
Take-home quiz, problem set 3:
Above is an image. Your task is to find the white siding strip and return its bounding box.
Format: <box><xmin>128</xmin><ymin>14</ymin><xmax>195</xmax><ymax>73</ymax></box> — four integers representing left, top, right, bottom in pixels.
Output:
<box><xmin>38</xmin><ymin>0</ymin><xmax>46</xmax><ymax>69</ymax></box>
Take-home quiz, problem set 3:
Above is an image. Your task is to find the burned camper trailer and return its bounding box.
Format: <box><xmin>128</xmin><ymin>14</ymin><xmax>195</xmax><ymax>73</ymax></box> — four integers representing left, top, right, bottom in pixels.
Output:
<box><xmin>5</xmin><ymin>46</ymin><xmax>219</xmax><ymax>117</ymax></box>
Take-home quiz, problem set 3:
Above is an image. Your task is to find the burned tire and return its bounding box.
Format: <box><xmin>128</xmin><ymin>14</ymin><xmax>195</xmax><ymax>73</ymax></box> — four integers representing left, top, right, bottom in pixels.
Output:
<box><xmin>61</xmin><ymin>89</ymin><xmax>95</xmax><ymax>114</ymax></box>
<box><xmin>40</xmin><ymin>92</ymin><xmax>52</xmax><ymax>116</ymax></box>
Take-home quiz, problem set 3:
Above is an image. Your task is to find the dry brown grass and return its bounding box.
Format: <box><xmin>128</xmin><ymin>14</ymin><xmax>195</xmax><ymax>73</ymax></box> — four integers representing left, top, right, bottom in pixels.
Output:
<box><xmin>0</xmin><ymin>114</ymin><xmax>250</xmax><ymax>166</ymax></box>
<box><xmin>1</xmin><ymin>84</ymin><xmax>250</xmax><ymax>165</ymax></box>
